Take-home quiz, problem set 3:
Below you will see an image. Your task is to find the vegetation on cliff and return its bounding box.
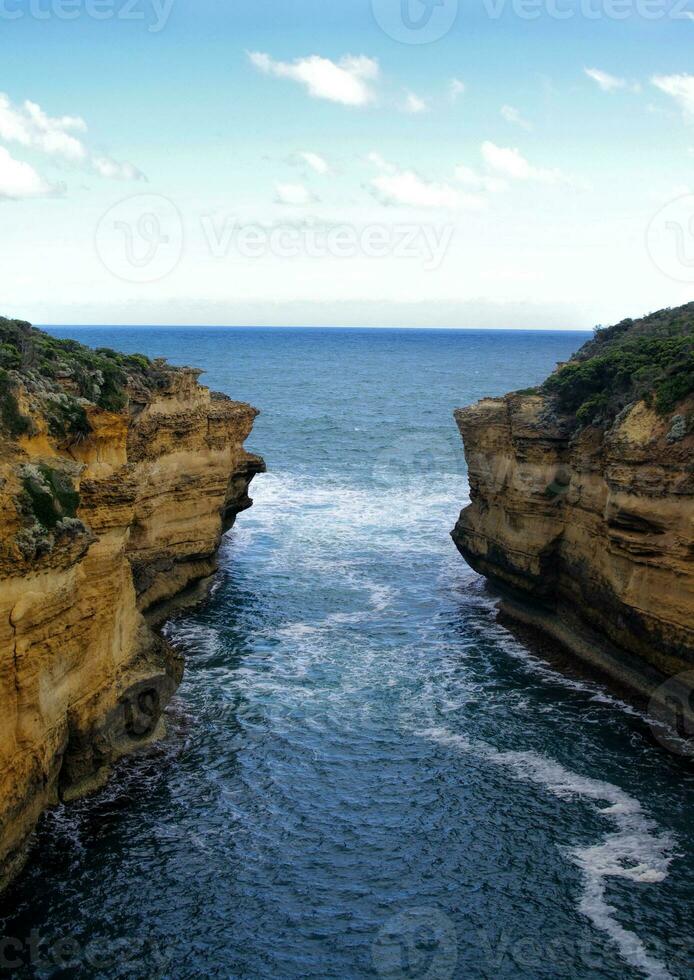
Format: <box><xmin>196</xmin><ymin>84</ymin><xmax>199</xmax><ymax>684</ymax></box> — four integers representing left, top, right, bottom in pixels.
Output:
<box><xmin>0</xmin><ymin>317</ymin><xmax>262</xmax><ymax>893</ymax></box>
<box><xmin>21</xmin><ymin>464</ymin><xmax>80</xmax><ymax>528</ymax></box>
<box><xmin>541</xmin><ymin>304</ymin><xmax>694</xmax><ymax>428</ymax></box>
<box><xmin>0</xmin><ymin>317</ymin><xmax>171</xmax><ymax>440</ymax></box>
<box><xmin>14</xmin><ymin>463</ymin><xmax>87</xmax><ymax>560</ymax></box>
<box><xmin>0</xmin><ymin>317</ymin><xmax>178</xmax><ymax>560</ymax></box>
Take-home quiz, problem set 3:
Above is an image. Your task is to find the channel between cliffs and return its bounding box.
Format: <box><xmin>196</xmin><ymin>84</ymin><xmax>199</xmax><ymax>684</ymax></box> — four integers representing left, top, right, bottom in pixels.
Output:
<box><xmin>0</xmin><ymin>321</ymin><xmax>264</xmax><ymax>890</ymax></box>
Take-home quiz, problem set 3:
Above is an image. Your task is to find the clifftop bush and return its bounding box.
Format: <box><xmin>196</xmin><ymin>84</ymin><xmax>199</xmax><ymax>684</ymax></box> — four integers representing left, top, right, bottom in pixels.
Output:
<box><xmin>542</xmin><ymin>304</ymin><xmax>694</xmax><ymax>428</ymax></box>
<box><xmin>0</xmin><ymin>318</ymin><xmax>173</xmax><ymax>440</ymax></box>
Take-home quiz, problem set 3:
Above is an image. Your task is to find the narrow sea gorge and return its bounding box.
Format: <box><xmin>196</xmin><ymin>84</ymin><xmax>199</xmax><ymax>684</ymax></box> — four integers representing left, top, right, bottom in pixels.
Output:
<box><xmin>2</xmin><ymin>327</ymin><xmax>692</xmax><ymax>979</ymax></box>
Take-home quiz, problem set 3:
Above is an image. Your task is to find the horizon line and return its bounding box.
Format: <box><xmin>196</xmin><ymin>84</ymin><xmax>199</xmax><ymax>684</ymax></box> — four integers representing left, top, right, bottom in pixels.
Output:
<box><xmin>40</xmin><ymin>323</ymin><xmax>593</xmax><ymax>332</ymax></box>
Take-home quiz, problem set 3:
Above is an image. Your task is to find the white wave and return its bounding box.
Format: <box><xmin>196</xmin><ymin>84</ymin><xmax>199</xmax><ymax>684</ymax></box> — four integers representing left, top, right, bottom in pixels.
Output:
<box><xmin>242</xmin><ymin>470</ymin><xmax>466</xmax><ymax>556</ymax></box>
<box><xmin>273</xmin><ymin>622</ymin><xmax>323</xmax><ymax>640</ymax></box>
<box><xmin>265</xmin><ymin>583</ymin><xmax>392</xmax><ymax>643</ymax></box>
<box><xmin>324</xmin><ymin>610</ymin><xmax>371</xmax><ymax>625</ymax></box>
<box><xmin>422</xmin><ymin>727</ymin><xmax>676</xmax><ymax>980</ymax></box>
<box><xmin>362</xmin><ymin>580</ymin><xmax>396</xmax><ymax>611</ymax></box>
<box><xmin>163</xmin><ymin>621</ymin><xmax>221</xmax><ymax>657</ymax></box>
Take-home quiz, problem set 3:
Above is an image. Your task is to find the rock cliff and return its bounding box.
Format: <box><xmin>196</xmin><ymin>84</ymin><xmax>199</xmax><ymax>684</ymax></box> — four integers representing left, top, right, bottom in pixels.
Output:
<box><xmin>0</xmin><ymin>319</ymin><xmax>264</xmax><ymax>890</ymax></box>
<box><xmin>452</xmin><ymin>305</ymin><xmax>694</xmax><ymax>699</ymax></box>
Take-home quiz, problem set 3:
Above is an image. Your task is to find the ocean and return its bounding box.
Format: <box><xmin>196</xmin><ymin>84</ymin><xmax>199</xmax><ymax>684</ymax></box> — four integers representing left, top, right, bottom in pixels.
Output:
<box><xmin>1</xmin><ymin>327</ymin><xmax>692</xmax><ymax>980</ymax></box>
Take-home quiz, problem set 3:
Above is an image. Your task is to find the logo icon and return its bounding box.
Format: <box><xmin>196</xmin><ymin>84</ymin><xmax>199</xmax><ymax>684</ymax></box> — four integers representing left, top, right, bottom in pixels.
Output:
<box><xmin>95</xmin><ymin>193</ymin><xmax>183</xmax><ymax>283</ymax></box>
<box><xmin>372</xmin><ymin>0</ymin><xmax>458</xmax><ymax>44</ymax></box>
<box><xmin>372</xmin><ymin>432</ymin><xmax>464</xmax><ymax>489</ymax></box>
<box><xmin>646</xmin><ymin>194</ymin><xmax>694</xmax><ymax>284</ymax></box>
<box><xmin>648</xmin><ymin>670</ymin><xmax>694</xmax><ymax>758</ymax></box>
<box><xmin>373</xmin><ymin>907</ymin><xmax>458</xmax><ymax>979</ymax></box>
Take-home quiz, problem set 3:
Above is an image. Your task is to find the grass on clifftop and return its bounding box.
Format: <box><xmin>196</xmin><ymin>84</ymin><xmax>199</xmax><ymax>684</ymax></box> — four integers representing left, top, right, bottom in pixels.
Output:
<box><xmin>542</xmin><ymin>303</ymin><xmax>694</xmax><ymax>428</ymax></box>
<box><xmin>0</xmin><ymin>318</ymin><xmax>170</xmax><ymax>440</ymax></box>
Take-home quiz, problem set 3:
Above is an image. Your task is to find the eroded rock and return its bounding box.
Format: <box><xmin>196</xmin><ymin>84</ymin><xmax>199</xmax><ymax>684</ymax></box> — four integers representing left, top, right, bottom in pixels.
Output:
<box><xmin>0</xmin><ymin>324</ymin><xmax>264</xmax><ymax>890</ymax></box>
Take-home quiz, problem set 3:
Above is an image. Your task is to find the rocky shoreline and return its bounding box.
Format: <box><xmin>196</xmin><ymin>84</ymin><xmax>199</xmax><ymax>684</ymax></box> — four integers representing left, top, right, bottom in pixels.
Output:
<box><xmin>0</xmin><ymin>320</ymin><xmax>263</xmax><ymax>890</ymax></box>
<box><xmin>452</xmin><ymin>306</ymin><xmax>694</xmax><ymax>710</ymax></box>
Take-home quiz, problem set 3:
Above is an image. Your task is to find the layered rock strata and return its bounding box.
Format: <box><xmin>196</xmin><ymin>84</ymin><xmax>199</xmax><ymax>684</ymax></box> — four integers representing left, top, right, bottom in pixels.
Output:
<box><xmin>452</xmin><ymin>309</ymin><xmax>693</xmax><ymax>703</ymax></box>
<box><xmin>0</xmin><ymin>324</ymin><xmax>263</xmax><ymax>889</ymax></box>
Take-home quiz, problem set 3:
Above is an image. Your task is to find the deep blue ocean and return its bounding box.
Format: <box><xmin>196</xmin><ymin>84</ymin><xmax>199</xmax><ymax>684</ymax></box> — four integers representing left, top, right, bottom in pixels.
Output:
<box><xmin>1</xmin><ymin>328</ymin><xmax>692</xmax><ymax>980</ymax></box>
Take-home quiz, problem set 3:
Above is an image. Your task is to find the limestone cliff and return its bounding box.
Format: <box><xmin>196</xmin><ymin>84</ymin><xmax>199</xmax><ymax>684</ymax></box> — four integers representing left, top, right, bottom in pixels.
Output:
<box><xmin>452</xmin><ymin>305</ymin><xmax>694</xmax><ymax>697</ymax></box>
<box><xmin>0</xmin><ymin>319</ymin><xmax>264</xmax><ymax>890</ymax></box>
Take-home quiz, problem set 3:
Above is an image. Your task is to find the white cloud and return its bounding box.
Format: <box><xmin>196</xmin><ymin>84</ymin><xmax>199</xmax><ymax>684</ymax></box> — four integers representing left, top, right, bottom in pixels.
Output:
<box><xmin>296</xmin><ymin>150</ymin><xmax>331</xmax><ymax>175</ymax></box>
<box><xmin>0</xmin><ymin>93</ymin><xmax>86</xmax><ymax>161</ymax></box>
<box><xmin>0</xmin><ymin>146</ymin><xmax>55</xmax><ymax>199</ymax></box>
<box><xmin>371</xmin><ymin>170</ymin><xmax>464</xmax><ymax>208</ymax></box>
<box><xmin>584</xmin><ymin>68</ymin><xmax>627</xmax><ymax>92</ymax></box>
<box><xmin>274</xmin><ymin>181</ymin><xmax>317</xmax><ymax>206</ymax></box>
<box><xmin>368</xmin><ymin>156</ymin><xmax>481</xmax><ymax>209</ymax></box>
<box><xmin>403</xmin><ymin>92</ymin><xmax>428</xmax><ymax>114</ymax></box>
<box><xmin>652</xmin><ymin>74</ymin><xmax>694</xmax><ymax>118</ymax></box>
<box><xmin>92</xmin><ymin>156</ymin><xmax>146</xmax><ymax>181</ymax></box>
<box><xmin>454</xmin><ymin>164</ymin><xmax>507</xmax><ymax>194</ymax></box>
<box><xmin>500</xmin><ymin>104</ymin><xmax>532</xmax><ymax>130</ymax></box>
<box><xmin>449</xmin><ymin>78</ymin><xmax>466</xmax><ymax>102</ymax></box>
<box><xmin>0</xmin><ymin>92</ymin><xmax>144</xmax><ymax>182</ymax></box>
<box><xmin>248</xmin><ymin>51</ymin><xmax>379</xmax><ymax>107</ymax></box>
<box><xmin>481</xmin><ymin>141</ymin><xmax>567</xmax><ymax>185</ymax></box>
<box><xmin>366</xmin><ymin>151</ymin><xmax>393</xmax><ymax>172</ymax></box>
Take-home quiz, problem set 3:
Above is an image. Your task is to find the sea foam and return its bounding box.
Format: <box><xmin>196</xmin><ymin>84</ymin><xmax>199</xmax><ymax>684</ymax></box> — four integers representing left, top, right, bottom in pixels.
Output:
<box><xmin>422</xmin><ymin>727</ymin><xmax>676</xmax><ymax>980</ymax></box>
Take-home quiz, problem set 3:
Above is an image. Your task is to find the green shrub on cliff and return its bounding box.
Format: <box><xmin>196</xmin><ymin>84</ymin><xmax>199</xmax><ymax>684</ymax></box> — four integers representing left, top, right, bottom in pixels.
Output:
<box><xmin>0</xmin><ymin>318</ymin><xmax>166</xmax><ymax>408</ymax></box>
<box><xmin>43</xmin><ymin>394</ymin><xmax>92</xmax><ymax>440</ymax></box>
<box><xmin>0</xmin><ymin>368</ymin><xmax>32</xmax><ymax>437</ymax></box>
<box><xmin>0</xmin><ymin>342</ymin><xmax>21</xmax><ymax>371</ymax></box>
<box><xmin>543</xmin><ymin>305</ymin><xmax>694</xmax><ymax>427</ymax></box>
<box><xmin>0</xmin><ymin>317</ymin><xmax>172</xmax><ymax>439</ymax></box>
<box><xmin>21</xmin><ymin>464</ymin><xmax>80</xmax><ymax>531</ymax></box>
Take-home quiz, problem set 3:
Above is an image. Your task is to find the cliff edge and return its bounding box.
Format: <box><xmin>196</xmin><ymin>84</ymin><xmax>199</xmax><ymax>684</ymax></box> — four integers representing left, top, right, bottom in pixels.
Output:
<box><xmin>0</xmin><ymin>319</ymin><xmax>264</xmax><ymax>889</ymax></box>
<box><xmin>452</xmin><ymin>304</ymin><xmax>693</xmax><ymax>698</ymax></box>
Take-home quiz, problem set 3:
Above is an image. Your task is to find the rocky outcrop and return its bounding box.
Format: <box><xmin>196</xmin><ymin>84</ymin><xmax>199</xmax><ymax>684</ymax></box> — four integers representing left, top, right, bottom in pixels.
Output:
<box><xmin>452</xmin><ymin>309</ymin><xmax>694</xmax><ymax>700</ymax></box>
<box><xmin>0</xmin><ymin>323</ymin><xmax>263</xmax><ymax>890</ymax></box>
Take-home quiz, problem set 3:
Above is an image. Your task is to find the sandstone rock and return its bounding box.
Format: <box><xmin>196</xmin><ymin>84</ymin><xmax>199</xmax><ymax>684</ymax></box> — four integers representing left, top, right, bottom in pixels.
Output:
<box><xmin>452</xmin><ymin>387</ymin><xmax>693</xmax><ymax>695</ymax></box>
<box><xmin>0</xmin><ymin>333</ymin><xmax>264</xmax><ymax>891</ymax></box>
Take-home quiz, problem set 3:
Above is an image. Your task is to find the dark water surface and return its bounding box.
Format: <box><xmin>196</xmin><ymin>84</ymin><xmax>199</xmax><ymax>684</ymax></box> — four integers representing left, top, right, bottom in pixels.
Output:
<box><xmin>1</xmin><ymin>328</ymin><xmax>692</xmax><ymax>980</ymax></box>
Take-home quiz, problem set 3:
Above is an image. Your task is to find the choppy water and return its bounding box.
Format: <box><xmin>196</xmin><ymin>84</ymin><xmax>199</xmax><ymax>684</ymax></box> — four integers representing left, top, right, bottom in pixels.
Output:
<box><xmin>1</xmin><ymin>328</ymin><xmax>692</xmax><ymax>980</ymax></box>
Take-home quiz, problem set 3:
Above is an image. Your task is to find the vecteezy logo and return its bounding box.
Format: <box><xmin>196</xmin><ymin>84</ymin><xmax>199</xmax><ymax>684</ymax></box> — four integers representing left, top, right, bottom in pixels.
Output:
<box><xmin>648</xmin><ymin>670</ymin><xmax>694</xmax><ymax>758</ymax></box>
<box><xmin>646</xmin><ymin>193</ymin><xmax>694</xmax><ymax>284</ymax></box>
<box><xmin>402</xmin><ymin>0</ymin><xmax>444</xmax><ymax>28</ymax></box>
<box><xmin>373</xmin><ymin>907</ymin><xmax>458</xmax><ymax>979</ymax></box>
<box><xmin>372</xmin><ymin>432</ymin><xmax>464</xmax><ymax>490</ymax></box>
<box><xmin>372</xmin><ymin>0</ymin><xmax>458</xmax><ymax>44</ymax></box>
<box><xmin>95</xmin><ymin>193</ymin><xmax>183</xmax><ymax>283</ymax></box>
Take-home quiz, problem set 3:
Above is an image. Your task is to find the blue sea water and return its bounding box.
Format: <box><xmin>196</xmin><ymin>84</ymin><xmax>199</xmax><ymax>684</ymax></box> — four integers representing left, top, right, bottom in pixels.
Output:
<box><xmin>1</xmin><ymin>328</ymin><xmax>692</xmax><ymax>980</ymax></box>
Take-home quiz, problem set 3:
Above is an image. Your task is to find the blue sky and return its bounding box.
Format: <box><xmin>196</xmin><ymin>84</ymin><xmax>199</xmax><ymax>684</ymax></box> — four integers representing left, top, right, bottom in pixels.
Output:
<box><xmin>1</xmin><ymin>0</ymin><xmax>694</xmax><ymax>326</ymax></box>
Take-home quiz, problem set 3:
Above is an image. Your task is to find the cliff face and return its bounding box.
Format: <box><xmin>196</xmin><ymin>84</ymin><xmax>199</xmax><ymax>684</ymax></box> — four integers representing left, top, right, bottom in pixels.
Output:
<box><xmin>452</xmin><ymin>307</ymin><xmax>694</xmax><ymax>695</ymax></box>
<box><xmin>0</xmin><ymin>322</ymin><xmax>264</xmax><ymax>890</ymax></box>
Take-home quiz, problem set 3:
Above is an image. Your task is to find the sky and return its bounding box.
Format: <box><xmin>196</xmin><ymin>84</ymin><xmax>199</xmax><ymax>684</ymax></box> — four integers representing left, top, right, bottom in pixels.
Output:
<box><xmin>1</xmin><ymin>0</ymin><xmax>694</xmax><ymax>327</ymax></box>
